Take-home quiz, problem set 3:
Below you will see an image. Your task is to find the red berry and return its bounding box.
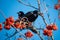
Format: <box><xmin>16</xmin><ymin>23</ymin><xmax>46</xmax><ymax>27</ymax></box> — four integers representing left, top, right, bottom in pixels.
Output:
<box><xmin>18</xmin><ymin>38</ymin><xmax>23</xmax><ymax>40</ymax></box>
<box><xmin>54</xmin><ymin>4</ymin><xmax>60</xmax><ymax>10</ymax></box>
<box><xmin>0</xmin><ymin>24</ymin><xmax>2</xmax><ymax>30</ymax></box>
<box><xmin>43</xmin><ymin>29</ymin><xmax>52</xmax><ymax>36</ymax></box>
<box><xmin>19</xmin><ymin>25</ymin><xmax>24</xmax><ymax>29</ymax></box>
<box><xmin>14</xmin><ymin>22</ymin><xmax>20</xmax><ymax>28</ymax></box>
<box><xmin>47</xmin><ymin>30</ymin><xmax>52</xmax><ymax>36</ymax></box>
<box><xmin>6</xmin><ymin>18</ymin><xmax>10</xmax><ymax>25</ymax></box>
<box><xmin>25</xmin><ymin>31</ymin><xmax>33</xmax><ymax>38</ymax></box>
<box><xmin>5</xmin><ymin>17</ymin><xmax>14</xmax><ymax>26</ymax></box>
<box><xmin>20</xmin><ymin>24</ymin><xmax>26</xmax><ymax>29</ymax></box>
<box><xmin>52</xmin><ymin>23</ymin><xmax>58</xmax><ymax>30</ymax></box>
<box><xmin>46</xmin><ymin>24</ymin><xmax>52</xmax><ymax>30</ymax></box>
<box><xmin>4</xmin><ymin>25</ymin><xmax>10</xmax><ymax>30</ymax></box>
<box><xmin>9</xmin><ymin>16</ymin><xmax>14</xmax><ymax>23</ymax></box>
<box><xmin>43</xmin><ymin>29</ymin><xmax>48</xmax><ymax>35</ymax></box>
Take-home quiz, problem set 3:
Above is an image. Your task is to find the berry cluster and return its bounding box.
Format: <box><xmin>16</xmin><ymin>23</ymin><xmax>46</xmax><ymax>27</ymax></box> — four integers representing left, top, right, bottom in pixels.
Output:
<box><xmin>14</xmin><ymin>21</ymin><xmax>26</xmax><ymax>29</ymax></box>
<box><xmin>3</xmin><ymin>16</ymin><xmax>14</xmax><ymax>30</ymax></box>
<box><xmin>0</xmin><ymin>16</ymin><xmax>32</xmax><ymax>30</ymax></box>
<box><xmin>54</xmin><ymin>4</ymin><xmax>60</xmax><ymax>10</ymax></box>
<box><xmin>43</xmin><ymin>23</ymin><xmax>58</xmax><ymax>36</ymax></box>
<box><xmin>25</xmin><ymin>31</ymin><xmax>33</xmax><ymax>38</ymax></box>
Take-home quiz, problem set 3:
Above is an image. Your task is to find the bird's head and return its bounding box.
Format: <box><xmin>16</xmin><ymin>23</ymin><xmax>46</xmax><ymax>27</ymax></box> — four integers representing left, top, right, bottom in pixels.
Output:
<box><xmin>17</xmin><ymin>11</ymin><xmax>24</xmax><ymax>17</ymax></box>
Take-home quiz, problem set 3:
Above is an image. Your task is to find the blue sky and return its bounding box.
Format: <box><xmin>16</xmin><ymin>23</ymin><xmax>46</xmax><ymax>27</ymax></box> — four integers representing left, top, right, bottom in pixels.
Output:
<box><xmin>0</xmin><ymin>0</ymin><xmax>60</xmax><ymax>40</ymax></box>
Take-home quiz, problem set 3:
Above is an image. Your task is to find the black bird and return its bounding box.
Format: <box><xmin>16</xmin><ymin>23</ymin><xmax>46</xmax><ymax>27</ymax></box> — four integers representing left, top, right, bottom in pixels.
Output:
<box><xmin>25</xmin><ymin>10</ymin><xmax>38</xmax><ymax>22</ymax></box>
<box><xmin>17</xmin><ymin>10</ymin><xmax>39</xmax><ymax>22</ymax></box>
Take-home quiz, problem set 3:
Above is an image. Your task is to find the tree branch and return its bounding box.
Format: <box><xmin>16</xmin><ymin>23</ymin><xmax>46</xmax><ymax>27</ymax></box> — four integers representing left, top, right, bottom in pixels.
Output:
<box><xmin>38</xmin><ymin>31</ymin><xmax>44</xmax><ymax>40</ymax></box>
<box><xmin>36</xmin><ymin>0</ymin><xmax>47</xmax><ymax>25</ymax></box>
<box><xmin>51</xmin><ymin>35</ymin><xmax>54</xmax><ymax>40</ymax></box>
<box><xmin>6</xmin><ymin>25</ymin><xmax>28</xmax><ymax>40</ymax></box>
<box><xmin>43</xmin><ymin>1</ymin><xmax>51</xmax><ymax>24</ymax></box>
<box><xmin>0</xmin><ymin>9</ymin><xmax>6</xmax><ymax>19</ymax></box>
<box><xmin>36</xmin><ymin>27</ymin><xmax>44</xmax><ymax>30</ymax></box>
<box><xmin>28</xmin><ymin>26</ymin><xmax>43</xmax><ymax>40</ymax></box>
<box><xmin>6</xmin><ymin>30</ymin><xmax>18</xmax><ymax>40</ymax></box>
<box><xmin>17</xmin><ymin>0</ymin><xmax>38</xmax><ymax>9</ymax></box>
<box><xmin>37</xmin><ymin>0</ymin><xmax>40</xmax><ymax>11</ymax></box>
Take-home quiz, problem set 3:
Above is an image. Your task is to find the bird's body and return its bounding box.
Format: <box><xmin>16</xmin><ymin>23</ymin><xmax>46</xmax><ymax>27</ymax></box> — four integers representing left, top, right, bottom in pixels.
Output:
<box><xmin>25</xmin><ymin>10</ymin><xmax>38</xmax><ymax>22</ymax></box>
<box><xmin>17</xmin><ymin>10</ymin><xmax>38</xmax><ymax>22</ymax></box>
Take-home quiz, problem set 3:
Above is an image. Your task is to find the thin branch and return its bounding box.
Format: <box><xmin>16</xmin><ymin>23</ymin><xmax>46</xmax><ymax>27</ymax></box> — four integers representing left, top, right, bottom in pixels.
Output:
<box><xmin>36</xmin><ymin>28</ymin><xmax>44</xmax><ymax>30</ymax></box>
<box><xmin>28</xmin><ymin>26</ymin><xmax>43</xmax><ymax>40</ymax></box>
<box><xmin>51</xmin><ymin>35</ymin><xmax>54</xmax><ymax>40</ymax></box>
<box><xmin>43</xmin><ymin>1</ymin><xmax>51</xmax><ymax>24</ymax></box>
<box><xmin>6</xmin><ymin>25</ymin><xmax>28</xmax><ymax>40</ymax></box>
<box><xmin>18</xmin><ymin>31</ymin><xmax>28</xmax><ymax>40</ymax></box>
<box><xmin>37</xmin><ymin>0</ymin><xmax>47</xmax><ymax>25</ymax></box>
<box><xmin>58</xmin><ymin>9</ymin><xmax>60</xmax><ymax>19</ymax></box>
<box><xmin>37</xmin><ymin>0</ymin><xmax>40</xmax><ymax>11</ymax></box>
<box><xmin>47</xmin><ymin>13</ymin><xmax>51</xmax><ymax>24</ymax></box>
<box><xmin>12</xmin><ymin>25</ymin><xmax>28</xmax><ymax>39</ymax></box>
<box><xmin>38</xmin><ymin>31</ymin><xmax>44</xmax><ymax>40</ymax></box>
<box><xmin>0</xmin><ymin>9</ymin><xmax>6</xmax><ymax>19</ymax></box>
<box><xmin>42</xmin><ymin>1</ymin><xmax>48</xmax><ymax>13</ymax></box>
<box><xmin>41</xmin><ymin>16</ymin><xmax>47</xmax><ymax>25</ymax></box>
<box><xmin>17</xmin><ymin>0</ymin><xmax>38</xmax><ymax>9</ymax></box>
<box><xmin>53</xmin><ymin>18</ymin><xmax>56</xmax><ymax>24</ymax></box>
<box><xmin>9</xmin><ymin>30</ymin><xmax>17</xmax><ymax>38</ymax></box>
<box><xmin>6</xmin><ymin>30</ymin><xmax>18</xmax><ymax>40</ymax></box>
<box><xmin>38</xmin><ymin>13</ymin><xmax>47</xmax><ymax>26</ymax></box>
<box><xmin>48</xmin><ymin>36</ymin><xmax>50</xmax><ymax>40</ymax></box>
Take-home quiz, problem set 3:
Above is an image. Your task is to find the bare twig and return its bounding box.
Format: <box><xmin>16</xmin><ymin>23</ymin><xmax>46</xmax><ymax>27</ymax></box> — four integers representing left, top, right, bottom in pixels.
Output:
<box><xmin>51</xmin><ymin>35</ymin><xmax>54</xmax><ymax>40</ymax></box>
<box><xmin>37</xmin><ymin>0</ymin><xmax>47</xmax><ymax>25</ymax></box>
<box><xmin>36</xmin><ymin>27</ymin><xmax>44</xmax><ymax>30</ymax></box>
<box><xmin>41</xmin><ymin>16</ymin><xmax>47</xmax><ymax>25</ymax></box>
<box><xmin>0</xmin><ymin>9</ymin><xmax>6</xmax><ymax>19</ymax></box>
<box><xmin>6</xmin><ymin>30</ymin><xmax>18</xmax><ymax>40</ymax></box>
<box><xmin>28</xmin><ymin>26</ymin><xmax>43</xmax><ymax>40</ymax></box>
<box><xmin>12</xmin><ymin>25</ymin><xmax>28</xmax><ymax>39</ymax></box>
<box><xmin>18</xmin><ymin>31</ymin><xmax>28</xmax><ymax>40</ymax></box>
<box><xmin>58</xmin><ymin>9</ymin><xmax>60</xmax><ymax>19</ymax></box>
<box><xmin>47</xmin><ymin>13</ymin><xmax>51</xmax><ymax>24</ymax></box>
<box><xmin>48</xmin><ymin>36</ymin><xmax>50</xmax><ymax>40</ymax></box>
<box><xmin>17</xmin><ymin>0</ymin><xmax>38</xmax><ymax>9</ymax></box>
<box><xmin>37</xmin><ymin>0</ymin><xmax>40</xmax><ymax>11</ymax></box>
<box><xmin>37</xmin><ymin>31</ymin><xmax>44</xmax><ymax>40</ymax></box>
<box><xmin>43</xmin><ymin>1</ymin><xmax>51</xmax><ymax>24</ymax></box>
<box><xmin>53</xmin><ymin>18</ymin><xmax>56</xmax><ymax>24</ymax></box>
<box><xmin>6</xmin><ymin>25</ymin><xmax>28</xmax><ymax>40</ymax></box>
<box><xmin>42</xmin><ymin>0</ymin><xmax>48</xmax><ymax>13</ymax></box>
